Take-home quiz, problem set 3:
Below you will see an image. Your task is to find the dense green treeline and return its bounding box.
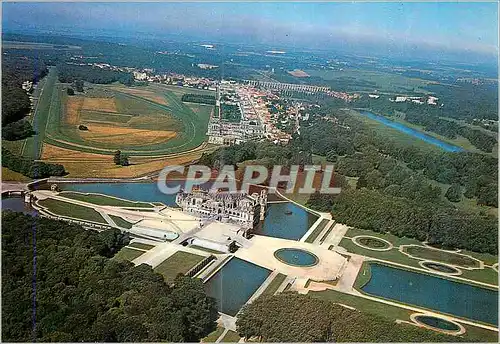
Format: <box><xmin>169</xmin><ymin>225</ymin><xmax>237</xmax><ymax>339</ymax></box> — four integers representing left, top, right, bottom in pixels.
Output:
<box><xmin>331</xmin><ymin>188</ymin><xmax>497</xmax><ymax>254</ymax></box>
<box><xmin>181</xmin><ymin>93</ymin><xmax>216</xmax><ymax>105</ymax></box>
<box><xmin>57</xmin><ymin>63</ymin><xmax>134</xmax><ymax>85</ymax></box>
<box><xmin>2</xmin><ymin>147</ymin><xmax>66</xmax><ymax>179</ymax></box>
<box><xmin>2</xmin><ymin>54</ymin><xmax>48</xmax><ymax>141</ymax></box>
<box><xmin>202</xmin><ymin>106</ymin><xmax>497</xmax><ymax>253</ymax></box>
<box><xmin>1</xmin><ymin>212</ymin><xmax>218</xmax><ymax>342</ymax></box>
<box><xmin>236</xmin><ymin>293</ymin><xmax>465</xmax><ymax>342</ymax></box>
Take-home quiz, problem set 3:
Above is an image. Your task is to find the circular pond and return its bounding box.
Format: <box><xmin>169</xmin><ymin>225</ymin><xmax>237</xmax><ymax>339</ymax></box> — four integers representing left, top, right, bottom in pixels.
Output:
<box><xmin>274</xmin><ymin>248</ymin><xmax>319</xmax><ymax>267</ymax></box>
<box><xmin>412</xmin><ymin>314</ymin><xmax>464</xmax><ymax>335</ymax></box>
<box><xmin>352</xmin><ymin>235</ymin><xmax>392</xmax><ymax>251</ymax></box>
<box><xmin>419</xmin><ymin>261</ymin><xmax>461</xmax><ymax>275</ymax></box>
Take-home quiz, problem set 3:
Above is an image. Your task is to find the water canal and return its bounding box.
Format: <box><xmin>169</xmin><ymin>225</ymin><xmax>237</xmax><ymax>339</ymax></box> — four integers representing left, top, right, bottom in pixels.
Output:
<box><xmin>256</xmin><ymin>202</ymin><xmax>318</xmax><ymax>240</ymax></box>
<box><xmin>204</xmin><ymin>257</ymin><xmax>271</xmax><ymax>316</ymax></box>
<box><xmin>357</xmin><ymin>110</ymin><xmax>464</xmax><ymax>152</ymax></box>
<box><xmin>361</xmin><ymin>263</ymin><xmax>498</xmax><ymax>325</ymax></box>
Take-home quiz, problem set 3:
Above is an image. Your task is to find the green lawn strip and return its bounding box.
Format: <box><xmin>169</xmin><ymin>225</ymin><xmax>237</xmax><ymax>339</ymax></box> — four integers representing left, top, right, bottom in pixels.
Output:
<box><xmin>59</xmin><ymin>191</ymin><xmax>154</xmax><ymax>208</ymax></box>
<box><xmin>319</xmin><ymin>222</ymin><xmax>336</xmax><ymax>242</ymax></box>
<box><xmin>109</xmin><ymin>215</ymin><xmax>134</xmax><ymax>229</ymax></box>
<box><xmin>22</xmin><ymin>68</ymin><xmax>58</xmax><ymax>159</ymax></box>
<box><xmin>154</xmin><ymin>251</ymin><xmax>205</xmax><ymax>283</ymax></box>
<box><xmin>112</xmin><ymin>247</ymin><xmax>145</xmax><ymax>262</ymax></box>
<box><xmin>37</xmin><ymin>198</ymin><xmax>107</xmax><ymax>224</ymax></box>
<box><xmin>460</xmin><ymin>250</ymin><xmax>498</xmax><ymax>266</ymax></box>
<box><xmin>402</xmin><ymin>245</ymin><xmax>481</xmax><ymax>268</ymax></box>
<box><xmin>128</xmin><ymin>242</ymin><xmax>155</xmax><ymax>251</ymax></box>
<box><xmin>308</xmin><ymin>289</ymin><xmax>497</xmax><ymax>342</ymax></box>
<box><xmin>304</xmin><ymin>218</ymin><xmax>330</xmax><ymax>243</ymax></box>
<box><xmin>220</xmin><ymin>330</ymin><xmax>241</xmax><ymax>343</ymax></box>
<box><xmin>201</xmin><ymin>326</ymin><xmax>226</xmax><ymax>343</ymax></box>
<box><xmin>345</xmin><ymin>227</ymin><xmax>422</xmax><ymax>247</ymax></box>
<box><xmin>460</xmin><ymin>267</ymin><xmax>498</xmax><ymax>286</ymax></box>
<box><xmin>190</xmin><ymin>245</ymin><xmax>225</xmax><ymax>254</ymax></box>
<box><xmin>260</xmin><ymin>273</ymin><xmax>287</xmax><ymax>297</ymax></box>
<box><xmin>339</xmin><ymin>238</ymin><xmax>422</xmax><ymax>269</ymax></box>
<box><xmin>353</xmin><ymin>261</ymin><xmax>372</xmax><ymax>289</ymax></box>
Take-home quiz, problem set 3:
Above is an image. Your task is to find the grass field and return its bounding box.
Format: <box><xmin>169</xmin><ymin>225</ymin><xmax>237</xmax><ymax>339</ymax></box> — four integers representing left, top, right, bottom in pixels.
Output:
<box><xmin>220</xmin><ymin>330</ymin><xmax>241</xmax><ymax>343</ymax></box>
<box><xmin>304</xmin><ymin>218</ymin><xmax>330</xmax><ymax>243</ymax></box>
<box><xmin>22</xmin><ymin>68</ymin><xmax>59</xmax><ymax>160</ymax></box>
<box><xmin>260</xmin><ymin>273</ymin><xmax>287</xmax><ymax>297</ymax></box>
<box><xmin>109</xmin><ymin>215</ymin><xmax>134</xmax><ymax>229</ymax></box>
<box><xmin>113</xmin><ymin>247</ymin><xmax>145</xmax><ymax>262</ymax></box>
<box><xmin>154</xmin><ymin>251</ymin><xmax>205</xmax><ymax>283</ymax></box>
<box><xmin>1</xmin><ymin>167</ymin><xmax>31</xmax><ymax>182</ymax></box>
<box><xmin>37</xmin><ymin>198</ymin><xmax>107</xmax><ymax>224</ymax></box>
<box><xmin>59</xmin><ymin>191</ymin><xmax>155</xmax><ymax>208</ymax></box>
<box><xmin>402</xmin><ymin>245</ymin><xmax>480</xmax><ymax>268</ymax></box>
<box><xmin>304</xmin><ymin>68</ymin><xmax>433</xmax><ymax>94</ymax></box>
<box><xmin>128</xmin><ymin>242</ymin><xmax>155</xmax><ymax>250</ymax></box>
<box><xmin>35</xmin><ymin>70</ymin><xmax>214</xmax><ymax>157</ymax></box>
<box><xmin>202</xmin><ymin>326</ymin><xmax>225</xmax><ymax>343</ymax></box>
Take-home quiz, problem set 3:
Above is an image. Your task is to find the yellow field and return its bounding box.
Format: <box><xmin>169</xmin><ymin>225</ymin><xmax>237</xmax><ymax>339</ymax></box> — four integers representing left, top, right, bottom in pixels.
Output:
<box><xmin>78</xmin><ymin>125</ymin><xmax>177</xmax><ymax>146</ymax></box>
<box><xmin>65</xmin><ymin>97</ymin><xmax>84</xmax><ymax>125</ymax></box>
<box><xmin>41</xmin><ymin>143</ymin><xmax>113</xmax><ymax>162</ymax></box>
<box><xmin>1</xmin><ymin>167</ymin><xmax>31</xmax><ymax>182</ymax></box>
<box><xmin>111</xmin><ymin>87</ymin><xmax>169</xmax><ymax>105</ymax></box>
<box><xmin>82</xmin><ymin>97</ymin><xmax>117</xmax><ymax>113</ymax></box>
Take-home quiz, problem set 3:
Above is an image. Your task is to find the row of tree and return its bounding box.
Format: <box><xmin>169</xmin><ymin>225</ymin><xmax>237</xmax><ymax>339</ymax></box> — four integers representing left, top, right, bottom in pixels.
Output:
<box><xmin>236</xmin><ymin>293</ymin><xmax>469</xmax><ymax>342</ymax></box>
<box><xmin>1</xmin><ymin>211</ymin><xmax>219</xmax><ymax>342</ymax></box>
<box><xmin>57</xmin><ymin>63</ymin><xmax>134</xmax><ymax>85</ymax></box>
<box><xmin>2</xmin><ymin>147</ymin><xmax>66</xmax><ymax>179</ymax></box>
<box><xmin>181</xmin><ymin>93</ymin><xmax>216</xmax><ymax>105</ymax></box>
<box><xmin>2</xmin><ymin>54</ymin><xmax>48</xmax><ymax>140</ymax></box>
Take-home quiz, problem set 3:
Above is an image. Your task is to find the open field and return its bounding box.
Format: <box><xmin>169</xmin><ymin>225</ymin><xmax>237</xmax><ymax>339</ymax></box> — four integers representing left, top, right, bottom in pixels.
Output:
<box><xmin>154</xmin><ymin>251</ymin><xmax>205</xmax><ymax>283</ymax></box>
<box><xmin>109</xmin><ymin>86</ymin><xmax>169</xmax><ymax>105</ymax></box>
<box><xmin>40</xmin><ymin>142</ymin><xmax>216</xmax><ymax>178</ymax></box>
<box><xmin>109</xmin><ymin>215</ymin><xmax>133</xmax><ymax>229</ymax></box>
<box><xmin>3</xmin><ymin>40</ymin><xmax>81</xmax><ymax>50</ymax></box>
<box><xmin>59</xmin><ymin>191</ymin><xmax>154</xmax><ymax>208</ymax></box>
<box><xmin>1</xmin><ymin>167</ymin><xmax>31</xmax><ymax>182</ymax></box>
<box><xmin>201</xmin><ymin>326</ymin><xmax>225</xmax><ymax>343</ymax></box>
<box><xmin>260</xmin><ymin>273</ymin><xmax>287</xmax><ymax>297</ymax></box>
<box><xmin>22</xmin><ymin>68</ymin><xmax>59</xmax><ymax>159</ymax></box>
<box><xmin>304</xmin><ymin>68</ymin><xmax>435</xmax><ymax>94</ymax></box>
<box><xmin>403</xmin><ymin>245</ymin><xmax>480</xmax><ymax>268</ymax></box>
<box><xmin>128</xmin><ymin>242</ymin><xmax>155</xmax><ymax>250</ymax></box>
<box><xmin>37</xmin><ymin>198</ymin><xmax>107</xmax><ymax>224</ymax></box>
<box><xmin>113</xmin><ymin>247</ymin><xmax>145</xmax><ymax>262</ymax></box>
<box><xmin>220</xmin><ymin>330</ymin><xmax>241</xmax><ymax>343</ymax></box>
<box><xmin>32</xmin><ymin>70</ymin><xmax>214</xmax><ymax>159</ymax></box>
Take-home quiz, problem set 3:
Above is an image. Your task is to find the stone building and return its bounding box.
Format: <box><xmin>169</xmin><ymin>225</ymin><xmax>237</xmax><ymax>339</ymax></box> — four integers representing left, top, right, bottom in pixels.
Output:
<box><xmin>175</xmin><ymin>188</ymin><xmax>267</xmax><ymax>234</ymax></box>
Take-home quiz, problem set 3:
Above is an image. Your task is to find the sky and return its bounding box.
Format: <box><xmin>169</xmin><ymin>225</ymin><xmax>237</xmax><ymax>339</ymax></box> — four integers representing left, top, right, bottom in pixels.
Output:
<box><xmin>2</xmin><ymin>2</ymin><xmax>499</xmax><ymax>59</ymax></box>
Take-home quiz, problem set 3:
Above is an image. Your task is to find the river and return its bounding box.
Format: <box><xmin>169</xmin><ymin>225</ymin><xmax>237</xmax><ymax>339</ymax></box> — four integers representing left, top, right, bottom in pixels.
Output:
<box><xmin>357</xmin><ymin>110</ymin><xmax>464</xmax><ymax>152</ymax></box>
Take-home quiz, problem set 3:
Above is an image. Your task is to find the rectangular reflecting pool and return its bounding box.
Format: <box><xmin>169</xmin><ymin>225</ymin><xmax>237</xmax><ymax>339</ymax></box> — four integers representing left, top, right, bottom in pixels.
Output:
<box><xmin>361</xmin><ymin>263</ymin><xmax>498</xmax><ymax>325</ymax></box>
<box><xmin>255</xmin><ymin>202</ymin><xmax>318</xmax><ymax>240</ymax></box>
<box><xmin>204</xmin><ymin>258</ymin><xmax>271</xmax><ymax>316</ymax></box>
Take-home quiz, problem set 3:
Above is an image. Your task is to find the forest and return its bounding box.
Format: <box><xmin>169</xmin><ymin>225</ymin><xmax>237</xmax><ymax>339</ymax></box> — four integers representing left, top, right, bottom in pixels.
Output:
<box><xmin>200</xmin><ymin>103</ymin><xmax>498</xmax><ymax>254</ymax></box>
<box><xmin>56</xmin><ymin>63</ymin><xmax>134</xmax><ymax>85</ymax></box>
<box><xmin>2</xmin><ymin>54</ymin><xmax>48</xmax><ymax>140</ymax></box>
<box><xmin>236</xmin><ymin>293</ymin><xmax>467</xmax><ymax>342</ymax></box>
<box><xmin>1</xmin><ymin>211</ymin><xmax>218</xmax><ymax>342</ymax></box>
